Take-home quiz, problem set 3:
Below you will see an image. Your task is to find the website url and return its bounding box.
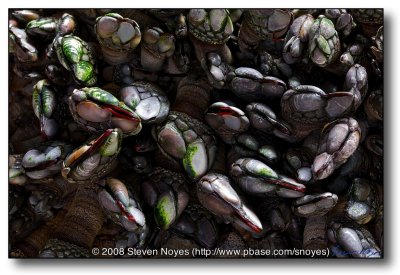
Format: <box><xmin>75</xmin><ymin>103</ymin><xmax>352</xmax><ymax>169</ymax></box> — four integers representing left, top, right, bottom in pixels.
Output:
<box><xmin>190</xmin><ymin>247</ymin><xmax>330</xmax><ymax>258</ymax></box>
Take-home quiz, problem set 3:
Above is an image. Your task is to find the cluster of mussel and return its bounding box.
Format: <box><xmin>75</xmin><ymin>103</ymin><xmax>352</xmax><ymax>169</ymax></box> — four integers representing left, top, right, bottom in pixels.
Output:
<box><xmin>9</xmin><ymin>8</ymin><xmax>383</xmax><ymax>258</ymax></box>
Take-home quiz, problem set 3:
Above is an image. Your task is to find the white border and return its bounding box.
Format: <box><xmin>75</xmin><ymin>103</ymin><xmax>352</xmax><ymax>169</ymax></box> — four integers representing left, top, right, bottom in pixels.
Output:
<box><xmin>1</xmin><ymin>1</ymin><xmax>398</xmax><ymax>274</ymax></box>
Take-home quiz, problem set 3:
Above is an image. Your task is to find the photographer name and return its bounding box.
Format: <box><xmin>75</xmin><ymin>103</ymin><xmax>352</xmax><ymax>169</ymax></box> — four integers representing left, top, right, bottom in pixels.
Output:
<box><xmin>127</xmin><ymin>248</ymin><xmax>190</xmax><ymax>257</ymax></box>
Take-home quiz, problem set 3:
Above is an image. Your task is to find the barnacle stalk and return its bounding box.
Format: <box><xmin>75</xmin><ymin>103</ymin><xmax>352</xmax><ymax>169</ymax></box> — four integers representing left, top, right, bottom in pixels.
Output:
<box><xmin>11</xmin><ymin>206</ymin><xmax>68</xmax><ymax>257</ymax></box>
<box><xmin>187</xmin><ymin>9</ymin><xmax>234</xmax><ymax>63</ymax></box>
<box><xmin>39</xmin><ymin>186</ymin><xmax>105</xmax><ymax>258</ymax></box>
